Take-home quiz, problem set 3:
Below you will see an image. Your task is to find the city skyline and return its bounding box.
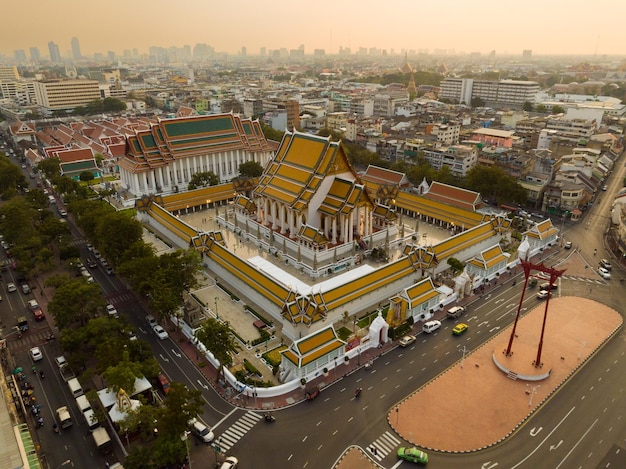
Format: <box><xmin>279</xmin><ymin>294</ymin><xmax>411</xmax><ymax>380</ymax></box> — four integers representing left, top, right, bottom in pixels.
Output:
<box><xmin>2</xmin><ymin>0</ymin><xmax>626</xmax><ymax>59</ymax></box>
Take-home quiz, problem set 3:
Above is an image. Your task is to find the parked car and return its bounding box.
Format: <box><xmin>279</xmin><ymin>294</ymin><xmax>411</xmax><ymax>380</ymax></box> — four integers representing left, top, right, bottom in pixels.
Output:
<box><xmin>27</xmin><ymin>299</ymin><xmax>40</xmax><ymax>311</ymax></box>
<box><xmin>146</xmin><ymin>315</ymin><xmax>157</xmax><ymax>328</ymax></box>
<box><xmin>397</xmin><ymin>446</ymin><xmax>429</xmax><ymax>464</ymax></box>
<box><xmin>153</xmin><ymin>324</ymin><xmax>169</xmax><ymax>340</ymax></box>
<box><xmin>156</xmin><ymin>373</ymin><xmax>170</xmax><ymax>395</ymax></box>
<box><xmin>7</xmin><ymin>282</ymin><xmax>17</xmax><ymax>293</ymax></box>
<box><xmin>399</xmin><ymin>335</ymin><xmax>416</xmax><ymax>347</ymax></box>
<box><xmin>598</xmin><ymin>267</ymin><xmax>611</xmax><ymax>279</ymax></box>
<box><xmin>55</xmin><ymin>355</ymin><xmax>68</xmax><ymax>369</ymax></box>
<box><xmin>452</xmin><ymin>323</ymin><xmax>468</xmax><ymax>336</ymax></box>
<box><xmin>21</xmin><ymin>283</ymin><xmax>31</xmax><ymax>294</ymax></box>
<box><xmin>564</xmin><ymin>241</ymin><xmax>572</xmax><ymax>249</ymax></box>
<box><xmin>32</xmin><ymin>308</ymin><xmax>45</xmax><ymax>321</ymax></box>
<box><xmin>599</xmin><ymin>259</ymin><xmax>612</xmax><ymax>271</ymax></box>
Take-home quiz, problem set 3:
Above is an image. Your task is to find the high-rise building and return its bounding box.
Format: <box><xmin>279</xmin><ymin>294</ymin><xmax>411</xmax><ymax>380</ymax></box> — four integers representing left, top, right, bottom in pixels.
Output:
<box><xmin>48</xmin><ymin>41</ymin><xmax>61</xmax><ymax>63</ymax></box>
<box><xmin>14</xmin><ymin>50</ymin><xmax>27</xmax><ymax>63</ymax></box>
<box><xmin>29</xmin><ymin>47</ymin><xmax>40</xmax><ymax>61</ymax></box>
<box><xmin>71</xmin><ymin>37</ymin><xmax>82</xmax><ymax>59</ymax></box>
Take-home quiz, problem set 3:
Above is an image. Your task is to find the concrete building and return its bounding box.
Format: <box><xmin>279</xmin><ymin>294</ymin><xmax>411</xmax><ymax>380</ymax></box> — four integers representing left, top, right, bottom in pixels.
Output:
<box><xmin>34</xmin><ymin>79</ymin><xmax>100</xmax><ymax>112</ymax></box>
<box><xmin>422</xmin><ymin>144</ymin><xmax>479</xmax><ymax>177</ymax></box>
<box><xmin>48</xmin><ymin>41</ymin><xmax>61</xmax><ymax>63</ymax></box>
<box><xmin>441</xmin><ymin>78</ymin><xmax>539</xmax><ymax>108</ymax></box>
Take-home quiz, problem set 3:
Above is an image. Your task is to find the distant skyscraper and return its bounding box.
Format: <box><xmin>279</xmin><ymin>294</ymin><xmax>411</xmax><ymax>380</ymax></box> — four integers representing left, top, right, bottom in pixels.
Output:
<box><xmin>14</xmin><ymin>50</ymin><xmax>27</xmax><ymax>63</ymax></box>
<box><xmin>523</xmin><ymin>49</ymin><xmax>532</xmax><ymax>59</ymax></box>
<box><xmin>30</xmin><ymin>47</ymin><xmax>41</xmax><ymax>61</ymax></box>
<box><xmin>241</xmin><ymin>46</ymin><xmax>247</xmax><ymax>56</ymax></box>
<box><xmin>71</xmin><ymin>37</ymin><xmax>82</xmax><ymax>59</ymax></box>
<box><xmin>48</xmin><ymin>41</ymin><xmax>61</xmax><ymax>63</ymax></box>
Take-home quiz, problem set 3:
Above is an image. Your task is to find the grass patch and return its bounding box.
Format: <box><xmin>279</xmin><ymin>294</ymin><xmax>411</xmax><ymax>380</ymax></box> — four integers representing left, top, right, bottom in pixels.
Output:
<box><xmin>336</xmin><ymin>327</ymin><xmax>352</xmax><ymax>341</ymax></box>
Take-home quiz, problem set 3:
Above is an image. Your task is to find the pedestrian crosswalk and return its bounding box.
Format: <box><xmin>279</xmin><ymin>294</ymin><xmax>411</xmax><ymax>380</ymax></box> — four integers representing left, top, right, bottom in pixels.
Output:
<box><xmin>366</xmin><ymin>431</ymin><xmax>402</xmax><ymax>462</ymax></box>
<box><xmin>216</xmin><ymin>411</ymin><xmax>262</xmax><ymax>452</ymax></box>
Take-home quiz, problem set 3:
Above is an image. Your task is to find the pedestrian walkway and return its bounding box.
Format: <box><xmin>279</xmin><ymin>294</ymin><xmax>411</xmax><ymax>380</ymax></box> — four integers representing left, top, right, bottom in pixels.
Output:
<box><xmin>215</xmin><ymin>411</ymin><xmax>262</xmax><ymax>453</ymax></box>
<box><xmin>366</xmin><ymin>431</ymin><xmax>402</xmax><ymax>462</ymax></box>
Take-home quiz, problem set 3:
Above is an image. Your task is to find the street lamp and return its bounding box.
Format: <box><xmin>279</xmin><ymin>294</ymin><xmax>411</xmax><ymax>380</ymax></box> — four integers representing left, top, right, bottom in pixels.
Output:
<box><xmin>181</xmin><ymin>431</ymin><xmax>192</xmax><ymax>469</ymax></box>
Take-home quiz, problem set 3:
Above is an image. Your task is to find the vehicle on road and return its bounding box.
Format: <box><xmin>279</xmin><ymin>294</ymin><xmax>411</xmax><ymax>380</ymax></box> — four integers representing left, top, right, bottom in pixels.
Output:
<box><xmin>156</xmin><ymin>373</ymin><xmax>170</xmax><ymax>395</ymax></box>
<box><xmin>7</xmin><ymin>282</ymin><xmax>17</xmax><ymax>292</ymax></box>
<box><xmin>598</xmin><ymin>267</ymin><xmax>611</xmax><ymax>279</ymax></box>
<box><xmin>55</xmin><ymin>355</ymin><xmax>68</xmax><ymax>368</ymax></box>
<box><xmin>32</xmin><ymin>307</ymin><xmax>45</xmax><ymax>321</ymax></box>
<box><xmin>92</xmin><ymin>426</ymin><xmax>112</xmax><ymax>453</ymax></box>
<box><xmin>153</xmin><ymin>324</ymin><xmax>169</xmax><ymax>340</ymax></box>
<box><xmin>106</xmin><ymin>304</ymin><xmax>119</xmax><ymax>318</ymax></box>
<box><xmin>397</xmin><ymin>446</ymin><xmax>428</xmax><ymax>464</ymax></box>
<box><xmin>219</xmin><ymin>456</ymin><xmax>239</xmax><ymax>469</ymax></box>
<box><xmin>452</xmin><ymin>323</ymin><xmax>469</xmax><ymax>335</ymax></box>
<box><xmin>305</xmin><ymin>386</ymin><xmax>321</xmax><ymax>401</ymax></box>
<box><xmin>86</xmin><ymin>257</ymin><xmax>97</xmax><ymax>268</ymax></box>
<box><xmin>399</xmin><ymin>335</ymin><xmax>416</xmax><ymax>347</ymax></box>
<box><xmin>447</xmin><ymin>306</ymin><xmax>465</xmax><ymax>319</ymax></box>
<box><xmin>422</xmin><ymin>320</ymin><xmax>441</xmax><ymax>334</ymax></box>
<box><xmin>27</xmin><ymin>299</ymin><xmax>39</xmax><ymax>310</ymax></box>
<box><xmin>537</xmin><ymin>290</ymin><xmax>549</xmax><ymax>299</ymax></box>
<box><xmin>57</xmin><ymin>406</ymin><xmax>72</xmax><ymax>428</ymax></box>
<box><xmin>29</xmin><ymin>347</ymin><xmax>43</xmax><ymax>361</ymax></box>
<box><xmin>564</xmin><ymin>241</ymin><xmax>572</xmax><ymax>249</ymax></box>
<box><xmin>189</xmin><ymin>417</ymin><xmax>214</xmax><ymax>443</ymax></box>
<box><xmin>539</xmin><ymin>282</ymin><xmax>558</xmax><ymax>291</ymax></box>
<box><xmin>146</xmin><ymin>315</ymin><xmax>157</xmax><ymax>328</ymax></box>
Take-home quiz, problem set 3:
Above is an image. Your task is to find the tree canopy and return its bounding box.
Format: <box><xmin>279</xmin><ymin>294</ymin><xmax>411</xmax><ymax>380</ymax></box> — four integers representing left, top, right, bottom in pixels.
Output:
<box><xmin>195</xmin><ymin>318</ymin><xmax>238</xmax><ymax>382</ymax></box>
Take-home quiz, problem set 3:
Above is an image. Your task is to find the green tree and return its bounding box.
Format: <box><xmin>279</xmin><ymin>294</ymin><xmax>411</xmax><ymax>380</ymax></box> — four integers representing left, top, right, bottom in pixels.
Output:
<box><xmin>47</xmin><ymin>277</ymin><xmax>105</xmax><ymax>328</ymax></box>
<box><xmin>79</xmin><ymin>171</ymin><xmax>95</xmax><ymax>183</ymax></box>
<box><xmin>260</xmin><ymin>122</ymin><xmax>285</xmax><ymax>142</ymax></box>
<box><xmin>239</xmin><ymin>161</ymin><xmax>264</xmax><ymax>178</ymax></box>
<box><xmin>95</xmin><ymin>211</ymin><xmax>143</xmax><ymax>266</ymax></box>
<box><xmin>470</xmin><ymin>97</ymin><xmax>485</xmax><ymax>108</ymax></box>
<box><xmin>195</xmin><ymin>318</ymin><xmax>238</xmax><ymax>383</ymax></box>
<box><xmin>535</xmin><ymin>104</ymin><xmax>547</xmax><ymax>113</ymax></box>
<box><xmin>188</xmin><ymin>171</ymin><xmax>219</xmax><ymax>190</ymax></box>
<box><xmin>447</xmin><ymin>257</ymin><xmax>465</xmax><ymax>273</ymax></box>
<box><xmin>523</xmin><ymin>101</ymin><xmax>534</xmax><ymax>112</ymax></box>
<box><xmin>102</xmin><ymin>350</ymin><xmax>145</xmax><ymax>394</ymax></box>
<box><xmin>36</xmin><ymin>157</ymin><xmax>61</xmax><ymax>179</ymax></box>
<box><xmin>552</xmin><ymin>105</ymin><xmax>565</xmax><ymax>114</ymax></box>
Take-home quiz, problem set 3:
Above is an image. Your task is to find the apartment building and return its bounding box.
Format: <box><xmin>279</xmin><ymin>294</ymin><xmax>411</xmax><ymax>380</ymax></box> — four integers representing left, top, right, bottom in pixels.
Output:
<box><xmin>440</xmin><ymin>78</ymin><xmax>539</xmax><ymax>108</ymax></box>
<box><xmin>428</xmin><ymin>122</ymin><xmax>460</xmax><ymax>145</ymax></box>
<box><xmin>34</xmin><ymin>79</ymin><xmax>100</xmax><ymax>112</ymax></box>
<box><xmin>0</xmin><ymin>66</ymin><xmax>19</xmax><ymax>81</ymax></box>
<box><xmin>422</xmin><ymin>144</ymin><xmax>479</xmax><ymax>177</ymax></box>
<box><xmin>545</xmin><ymin>117</ymin><xmax>596</xmax><ymax>140</ymax></box>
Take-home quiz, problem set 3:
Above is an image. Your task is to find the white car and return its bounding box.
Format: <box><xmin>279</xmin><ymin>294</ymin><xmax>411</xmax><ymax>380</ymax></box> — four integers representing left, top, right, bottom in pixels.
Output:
<box><xmin>189</xmin><ymin>417</ymin><xmax>214</xmax><ymax>443</ymax></box>
<box><xmin>146</xmin><ymin>315</ymin><xmax>157</xmax><ymax>328</ymax></box>
<box><xmin>598</xmin><ymin>267</ymin><xmax>611</xmax><ymax>279</ymax></box>
<box><xmin>537</xmin><ymin>290</ymin><xmax>549</xmax><ymax>299</ymax></box>
<box><xmin>423</xmin><ymin>320</ymin><xmax>442</xmax><ymax>334</ymax></box>
<box><xmin>30</xmin><ymin>347</ymin><xmax>43</xmax><ymax>362</ymax></box>
<box><xmin>55</xmin><ymin>355</ymin><xmax>68</xmax><ymax>369</ymax></box>
<box><xmin>153</xmin><ymin>324</ymin><xmax>169</xmax><ymax>340</ymax></box>
<box><xmin>219</xmin><ymin>456</ymin><xmax>239</xmax><ymax>469</ymax></box>
<box><xmin>7</xmin><ymin>283</ymin><xmax>17</xmax><ymax>293</ymax></box>
<box><xmin>106</xmin><ymin>304</ymin><xmax>119</xmax><ymax>318</ymax></box>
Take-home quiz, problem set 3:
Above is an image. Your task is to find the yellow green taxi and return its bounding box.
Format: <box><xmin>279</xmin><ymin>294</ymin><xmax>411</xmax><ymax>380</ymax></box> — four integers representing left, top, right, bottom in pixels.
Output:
<box><xmin>452</xmin><ymin>323</ymin><xmax>468</xmax><ymax>336</ymax></box>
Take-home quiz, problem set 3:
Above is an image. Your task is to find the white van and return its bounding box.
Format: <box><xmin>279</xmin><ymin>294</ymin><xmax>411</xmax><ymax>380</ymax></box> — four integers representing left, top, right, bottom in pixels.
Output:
<box><xmin>57</xmin><ymin>406</ymin><xmax>72</xmax><ymax>428</ymax></box>
<box><xmin>48</xmin><ymin>194</ymin><xmax>56</xmax><ymax>204</ymax></box>
<box><xmin>423</xmin><ymin>320</ymin><xmax>442</xmax><ymax>334</ymax></box>
<box><xmin>67</xmin><ymin>377</ymin><xmax>84</xmax><ymax>397</ymax></box>
<box><xmin>83</xmin><ymin>408</ymin><xmax>100</xmax><ymax>431</ymax></box>
<box><xmin>76</xmin><ymin>395</ymin><xmax>91</xmax><ymax>413</ymax></box>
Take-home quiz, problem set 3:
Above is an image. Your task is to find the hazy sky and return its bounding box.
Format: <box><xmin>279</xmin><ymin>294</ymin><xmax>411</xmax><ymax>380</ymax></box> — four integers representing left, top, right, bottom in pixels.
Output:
<box><xmin>3</xmin><ymin>0</ymin><xmax>625</xmax><ymax>58</ymax></box>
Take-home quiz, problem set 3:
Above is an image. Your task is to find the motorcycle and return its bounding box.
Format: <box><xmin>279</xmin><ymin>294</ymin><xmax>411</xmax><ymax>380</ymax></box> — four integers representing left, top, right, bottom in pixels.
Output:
<box><xmin>53</xmin><ymin>423</ymin><xmax>59</xmax><ymax>434</ymax></box>
<box><xmin>37</xmin><ymin>417</ymin><xmax>44</xmax><ymax>427</ymax></box>
<box><xmin>39</xmin><ymin>370</ymin><xmax>45</xmax><ymax>379</ymax></box>
<box><xmin>264</xmin><ymin>413</ymin><xmax>276</xmax><ymax>423</ymax></box>
<box><xmin>355</xmin><ymin>388</ymin><xmax>362</xmax><ymax>398</ymax></box>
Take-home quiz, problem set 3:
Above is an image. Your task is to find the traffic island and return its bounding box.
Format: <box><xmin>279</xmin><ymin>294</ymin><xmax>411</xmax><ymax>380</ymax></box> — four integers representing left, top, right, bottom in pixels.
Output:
<box><xmin>388</xmin><ymin>297</ymin><xmax>622</xmax><ymax>453</ymax></box>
